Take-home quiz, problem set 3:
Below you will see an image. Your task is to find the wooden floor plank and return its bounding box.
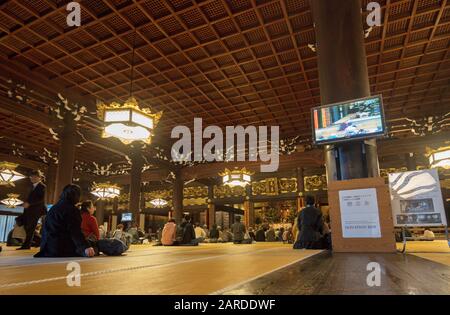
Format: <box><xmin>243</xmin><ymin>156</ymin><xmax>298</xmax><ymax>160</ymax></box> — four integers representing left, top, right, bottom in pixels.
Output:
<box><xmin>0</xmin><ymin>243</ymin><xmax>320</xmax><ymax>295</ymax></box>
<box><xmin>220</xmin><ymin>251</ymin><xmax>450</xmax><ymax>295</ymax></box>
<box><xmin>1</xmin><ymin>242</ymin><xmax>448</xmax><ymax>295</ymax></box>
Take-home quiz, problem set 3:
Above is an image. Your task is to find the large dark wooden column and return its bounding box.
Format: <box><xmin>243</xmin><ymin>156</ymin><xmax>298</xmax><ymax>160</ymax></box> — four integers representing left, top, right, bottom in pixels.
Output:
<box><xmin>129</xmin><ymin>149</ymin><xmax>144</xmax><ymax>225</ymax></box>
<box><xmin>45</xmin><ymin>162</ymin><xmax>57</xmax><ymax>204</ymax></box>
<box><xmin>95</xmin><ymin>199</ymin><xmax>105</xmax><ymax>226</ymax></box>
<box><xmin>311</xmin><ymin>0</ymin><xmax>380</xmax><ymax>180</ymax></box>
<box><xmin>207</xmin><ymin>184</ymin><xmax>215</xmax><ymax>228</ymax></box>
<box><xmin>296</xmin><ymin>167</ymin><xmax>305</xmax><ymax>211</ymax></box>
<box><xmin>173</xmin><ymin>170</ymin><xmax>183</xmax><ymax>223</ymax></box>
<box><xmin>54</xmin><ymin>118</ymin><xmax>77</xmax><ymax>200</ymax></box>
<box><xmin>244</xmin><ymin>185</ymin><xmax>254</xmax><ymax>228</ymax></box>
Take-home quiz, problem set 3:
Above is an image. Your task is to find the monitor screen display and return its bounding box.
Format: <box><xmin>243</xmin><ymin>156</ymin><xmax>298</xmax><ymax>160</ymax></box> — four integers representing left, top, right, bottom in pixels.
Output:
<box><xmin>121</xmin><ymin>213</ymin><xmax>132</xmax><ymax>222</ymax></box>
<box><xmin>311</xmin><ymin>95</ymin><xmax>386</xmax><ymax>145</ymax></box>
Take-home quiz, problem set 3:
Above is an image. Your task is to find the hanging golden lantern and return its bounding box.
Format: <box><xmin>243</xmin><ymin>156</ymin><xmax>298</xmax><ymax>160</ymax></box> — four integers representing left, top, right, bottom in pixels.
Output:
<box><xmin>0</xmin><ymin>162</ymin><xmax>26</xmax><ymax>186</ymax></box>
<box><xmin>219</xmin><ymin>167</ymin><xmax>254</xmax><ymax>188</ymax></box>
<box><xmin>97</xmin><ymin>97</ymin><xmax>162</xmax><ymax>145</ymax></box>
<box><xmin>150</xmin><ymin>198</ymin><xmax>168</xmax><ymax>208</ymax></box>
<box><xmin>1</xmin><ymin>193</ymin><xmax>24</xmax><ymax>208</ymax></box>
<box><xmin>91</xmin><ymin>182</ymin><xmax>121</xmax><ymax>199</ymax></box>
<box><xmin>429</xmin><ymin>147</ymin><xmax>450</xmax><ymax>170</ymax></box>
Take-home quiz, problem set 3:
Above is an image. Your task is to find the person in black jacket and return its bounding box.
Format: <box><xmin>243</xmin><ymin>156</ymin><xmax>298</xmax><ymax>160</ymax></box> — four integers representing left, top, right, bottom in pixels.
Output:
<box><xmin>209</xmin><ymin>224</ymin><xmax>219</xmax><ymax>239</ymax></box>
<box><xmin>16</xmin><ymin>170</ymin><xmax>47</xmax><ymax>250</ymax></box>
<box><xmin>34</xmin><ymin>184</ymin><xmax>95</xmax><ymax>258</ymax></box>
<box><xmin>179</xmin><ymin>215</ymin><xmax>199</xmax><ymax>246</ymax></box>
<box><xmin>294</xmin><ymin>195</ymin><xmax>325</xmax><ymax>249</ymax></box>
<box><xmin>255</xmin><ymin>225</ymin><xmax>266</xmax><ymax>242</ymax></box>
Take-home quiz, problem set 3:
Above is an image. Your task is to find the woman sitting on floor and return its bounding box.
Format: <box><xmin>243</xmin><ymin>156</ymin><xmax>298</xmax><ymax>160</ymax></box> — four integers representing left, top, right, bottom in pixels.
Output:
<box><xmin>80</xmin><ymin>200</ymin><xmax>100</xmax><ymax>242</ymax></box>
<box><xmin>161</xmin><ymin>219</ymin><xmax>178</xmax><ymax>246</ymax></box>
<box><xmin>34</xmin><ymin>184</ymin><xmax>95</xmax><ymax>258</ymax></box>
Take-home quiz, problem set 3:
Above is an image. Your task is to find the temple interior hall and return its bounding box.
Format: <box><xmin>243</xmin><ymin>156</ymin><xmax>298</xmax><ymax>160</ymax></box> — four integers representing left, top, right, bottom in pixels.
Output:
<box><xmin>0</xmin><ymin>0</ymin><xmax>449</xmax><ymax>295</ymax></box>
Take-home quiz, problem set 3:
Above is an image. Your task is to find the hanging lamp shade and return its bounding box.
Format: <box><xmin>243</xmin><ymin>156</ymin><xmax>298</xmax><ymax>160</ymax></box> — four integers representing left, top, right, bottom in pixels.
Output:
<box><xmin>1</xmin><ymin>193</ymin><xmax>23</xmax><ymax>208</ymax></box>
<box><xmin>429</xmin><ymin>147</ymin><xmax>450</xmax><ymax>170</ymax></box>
<box><xmin>97</xmin><ymin>97</ymin><xmax>162</xmax><ymax>145</ymax></box>
<box><xmin>91</xmin><ymin>183</ymin><xmax>121</xmax><ymax>199</ymax></box>
<box><xmin>219</xmin><ymin>167</ymin><xmax>254</xmax><ymax>188</ymax></box>
<box><xmin>0</xmin><ymin>162</ymin><xmax>26</xmax><ymax>186</ymax></box>
<box><xmin>150</xmin><ymin>198</ymin><xmax>168</xmax><ymax>208</ymax></box>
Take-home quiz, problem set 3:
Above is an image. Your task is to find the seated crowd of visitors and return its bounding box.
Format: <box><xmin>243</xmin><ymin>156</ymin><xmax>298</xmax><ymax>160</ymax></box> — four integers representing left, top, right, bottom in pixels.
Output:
<box><xmin>157</xmin><ymin>214</ymin><xmax>255</xmax><ymax>246</ymax></box>
<box><xmin>9</xmin><ymin>178</ymin><xmax>133</xmax><ymax>257</ymax></box>
<box><xmin>2</xmin><ymin>169</ymin><xmax>332</xmax><ymax>255</ymax></box>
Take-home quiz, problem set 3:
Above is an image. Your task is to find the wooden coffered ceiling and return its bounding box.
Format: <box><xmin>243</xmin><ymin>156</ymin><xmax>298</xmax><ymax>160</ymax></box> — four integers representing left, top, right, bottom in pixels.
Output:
<box><xmin>0</xmin><ymin>0</ymin><xmax>449</xmax><ymax>169</ymax></box>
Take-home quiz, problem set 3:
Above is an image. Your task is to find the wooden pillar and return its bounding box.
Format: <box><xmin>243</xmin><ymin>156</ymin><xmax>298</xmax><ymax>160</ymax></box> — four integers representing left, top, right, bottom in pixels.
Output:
<box><xmin>243</xmin><ymin>200</ymin><xmax>254</xmax><ymax>228</ymax></box>
<box><xmin>54</xmin><ymin>119</ymin><xmax>76</xmax><ymax>201</ymax></box>
<box><xmin>95</xmin><ymin>199</ymin><xmax>105</xmax><ymax>226</ymax></box>
<box><xmin>112</xmin><ymin>197</ymin><xmax>118</xmax><ymax>214</ymax></box>
<box><xmin>244</xmin><ymin>184</ymin><xmax>254</xmax><ymax>227</ymax></box>
<box><xmin>140</xmin><ymin>191</ymin><xmax>146</xmax><ymax>213</ymax></box>
<box><xmin>207</xmin><ymin>185</ymin><xmax>215</xmax><ymax>228</ymax></box>
<box><xmin>405</xmin><ymin>153</ymin><xmax>417</xmax><ymax>171</ymax></box>
<box><xmin>129</xmin><ymin>149</ymin><xmax>144</xmax><ymax>225</ymax></box>
<box><xmin>311</xmin><ymin>0</ymin><xmax>380</xmax><ymax>181</ymax></box>
<box><xmin>45</xmin><ymin>162</ymin><xmax>57</xmax><ymax>204</ymax></box>
<box><xmin>296</xmin><ymin>167</ymin><xmax>305</xmax><ymax>211</ymax></box>
<box><xmin>173</xmin><ymin>170</ymin><xmax>183</xmax><ymax>223</ymax></box>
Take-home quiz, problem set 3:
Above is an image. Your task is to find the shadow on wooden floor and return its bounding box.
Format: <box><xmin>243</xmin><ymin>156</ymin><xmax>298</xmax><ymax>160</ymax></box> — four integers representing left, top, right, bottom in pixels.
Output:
<box><xmin>220</xmin><ymin>251</ymin><xmax>450</xmax><ymax>295</ymax></box>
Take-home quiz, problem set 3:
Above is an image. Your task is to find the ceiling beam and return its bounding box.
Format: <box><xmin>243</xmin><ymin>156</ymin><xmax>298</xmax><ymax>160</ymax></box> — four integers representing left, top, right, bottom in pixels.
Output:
<box><xmin>0</xmin><ymin>152</ymin><xmax>47</xmax><ymax>170</ymax></box>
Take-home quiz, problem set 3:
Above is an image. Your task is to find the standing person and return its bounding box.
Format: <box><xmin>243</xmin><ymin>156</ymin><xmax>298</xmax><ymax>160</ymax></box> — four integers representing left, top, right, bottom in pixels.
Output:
<box><xmin>231</xmin><ymin>216</ymin><xmax>246</xmax><ymax>244</ymax></box>
<box><xmin>16</xmin><ymin>170</ymin><xmax>47</xmax><ymax>250</ymax></box>
<box><xmin>35</xmin><ymin>184</ymin><xmax>95</xmax><ymax>257</ymax></box>
<box><xmin>80</xmin><ymin>201</ymin><xmax>100</xmax><ymax>241</ymax></box>
<box><xmin>294</xmin><ymin>195</ymin><xmax>324</xmax><ymax>249</ymax></box>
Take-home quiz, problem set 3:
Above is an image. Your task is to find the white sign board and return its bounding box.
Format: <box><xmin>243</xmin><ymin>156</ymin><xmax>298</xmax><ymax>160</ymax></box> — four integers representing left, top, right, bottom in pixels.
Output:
<box><xmin>389</xmin><ymin>169</ymin><xmax>447</xmax><ymax>227</ymax></box>
<box><xmin>339</xmin><ymin>188</ymin><xmax>381</xmax><ymax>238</ymax></box>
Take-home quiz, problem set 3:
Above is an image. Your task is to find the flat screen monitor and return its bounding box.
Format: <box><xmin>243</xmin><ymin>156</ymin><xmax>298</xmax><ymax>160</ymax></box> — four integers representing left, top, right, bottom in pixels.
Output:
<box><xmin>121</xmin><ymin>213</ymin><xmax>132</xmax><ymax>222</ymax></box>
<box><xmin>311</xmin><ymin>95</ymin><xmax>386</xmax><ymax>145</ymax></box>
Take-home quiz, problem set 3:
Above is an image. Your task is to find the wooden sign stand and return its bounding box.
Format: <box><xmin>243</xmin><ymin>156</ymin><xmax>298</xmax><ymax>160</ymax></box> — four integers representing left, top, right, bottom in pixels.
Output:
<box><xmin>328</xmin><ymin>177</ymin><xmax>396</xmax><ymax>253</ymax></box>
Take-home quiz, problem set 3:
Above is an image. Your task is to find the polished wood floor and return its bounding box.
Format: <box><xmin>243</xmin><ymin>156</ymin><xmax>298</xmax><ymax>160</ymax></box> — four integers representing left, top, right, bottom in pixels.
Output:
<box><xmin>0</xmin><ymin>242</ymin><xmax>448</xmax><ymax>295</ymax></box>
<box><xmin>0</xmin><ymin>243</ymin><xmax>321</xmax><ymax>295</ymax></box>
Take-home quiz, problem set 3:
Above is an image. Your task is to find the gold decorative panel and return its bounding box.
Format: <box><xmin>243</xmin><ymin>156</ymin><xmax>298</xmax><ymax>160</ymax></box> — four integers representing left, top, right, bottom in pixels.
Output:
<box><xmin>304</xmin><ymin>175</ymin><xmax>327</xmax><ymax>192</ymax></box>
<box><xmin>279</xmin><ymin>178</ymin><xmax>297</xmax><ymax>193</ymax></box>
<box><xmin>214</xmin><ymin>185</ymin><xmax>246</xmax><ymax>198</ymax></box>
<box><xmin>184</xmin><ymin>186</ymin><xmax>208</xmax><ymax>198</ymax></box>
<box><xmin>252</xmin><ymin>177</ymin><xmax>297</xmax><ymax>195</ymax></box>
<box><xmin>183</xmin><ymin>198</ymin><xmax>207</xmax><ymax>206</ymax></box>
<box><xmin>145</xmin><ymin>189</ymin><xmax>173</xmax><ymax>200</ymax></box>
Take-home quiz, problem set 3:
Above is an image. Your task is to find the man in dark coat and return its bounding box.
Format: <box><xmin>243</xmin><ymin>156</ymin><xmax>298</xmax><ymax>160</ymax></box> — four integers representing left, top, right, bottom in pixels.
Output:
<box><xmin>16</xmin><ymin>170</ymin><xmax>47</xmax><ymax>250</ymax></box>
<box><xmin>295</xmin><ymin>195</ymin><xmax>324</xmax><ymax>249</ymax></box>
<box><xmin>255</xmin><ymin>226</ymin><xmax>266</xmax><ymax>242</ymax></box>
<box><xmin>180</xmin><ymin>215</ymin><xmax>198</xmax><ymax>246</ymax></box>
<box><xmin>231</xmin><ymin>216</ymin><xmax>246</xmax><ymax>244</ymax></box>
<box><xmin>34</xmin><ymin>184</ymin><xmax>95</xmax><ymax>258</ymax></box>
